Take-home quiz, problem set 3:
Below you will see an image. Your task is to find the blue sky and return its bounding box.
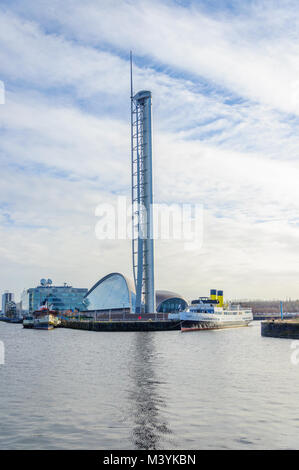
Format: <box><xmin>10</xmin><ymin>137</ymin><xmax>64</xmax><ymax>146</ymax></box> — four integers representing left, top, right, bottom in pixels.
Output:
<box><xmin>1</xmin><ymin>0</ymin><xmax>299</xmax><ymax>300</ymax></box>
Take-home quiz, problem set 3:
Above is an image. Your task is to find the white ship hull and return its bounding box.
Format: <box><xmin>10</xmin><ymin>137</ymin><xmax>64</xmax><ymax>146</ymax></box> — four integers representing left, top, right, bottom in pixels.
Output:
<box><xmin>180</xmin><ymin>310</ymin><xmax>253</xmax><ymax>332</ymax></box>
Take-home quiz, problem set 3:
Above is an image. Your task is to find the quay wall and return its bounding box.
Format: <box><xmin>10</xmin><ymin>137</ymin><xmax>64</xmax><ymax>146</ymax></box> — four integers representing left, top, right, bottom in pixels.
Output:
<box><xmin>62</xmin><ymin>319</ymin><xmax>181</xmax><ymax>332</ymax></box>
<box><xmin>261</xmin><ymin>320</ymin><xmax>299</xmax><ymax>339</ymax></box>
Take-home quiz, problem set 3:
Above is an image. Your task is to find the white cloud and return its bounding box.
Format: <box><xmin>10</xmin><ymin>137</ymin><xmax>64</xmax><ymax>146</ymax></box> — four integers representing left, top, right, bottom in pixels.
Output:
<box><xmin>17</xmin><ymin>0</ymin><xmax>299</xmax><ymax>114</ymax></box>
<box><xmin>1</xmin><ymin>1</ymin><xmax>299</xmax><ymax>300</ymax></box>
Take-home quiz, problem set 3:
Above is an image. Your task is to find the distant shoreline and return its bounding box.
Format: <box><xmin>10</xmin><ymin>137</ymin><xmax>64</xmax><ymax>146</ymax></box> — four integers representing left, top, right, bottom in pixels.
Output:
<box><xmin>239</xmin><ymin>300</ymin><xmax>299</xmax><ymax>314</ymax></box>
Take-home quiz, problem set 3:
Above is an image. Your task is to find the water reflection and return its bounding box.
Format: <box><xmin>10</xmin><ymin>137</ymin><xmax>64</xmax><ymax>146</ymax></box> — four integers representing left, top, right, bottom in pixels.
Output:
<box><xmin>129</xmin><ymin>332</ymin><xmax>172</xmax><ymax>449</ymax></box>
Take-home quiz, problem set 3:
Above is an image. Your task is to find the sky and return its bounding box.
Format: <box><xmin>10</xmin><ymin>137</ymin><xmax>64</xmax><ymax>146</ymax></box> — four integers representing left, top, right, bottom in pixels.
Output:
<box><xmin>1</xmin><ymin>0</ymin><xmax>299</xmax><ymax>301</ymax></box>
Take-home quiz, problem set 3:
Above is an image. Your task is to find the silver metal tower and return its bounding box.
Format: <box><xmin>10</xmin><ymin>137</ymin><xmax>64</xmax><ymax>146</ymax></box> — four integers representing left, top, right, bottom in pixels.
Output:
<box><xmin>130</xmin><ymin>53</ymin><xmax>155</xmax><ymax>314</ymax></box>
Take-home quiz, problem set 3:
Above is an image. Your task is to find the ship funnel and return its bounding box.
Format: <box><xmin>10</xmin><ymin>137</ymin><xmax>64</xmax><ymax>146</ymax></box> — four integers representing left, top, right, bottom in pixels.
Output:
<box><xmin>210</xmin><ymin>289</ymin><xmax>217</xmax><ymax>302</ymax></box>
<box><xmin>217</xmin><ymin>290</ymin><xmax>224</xmax><ymax>307</ymax></box>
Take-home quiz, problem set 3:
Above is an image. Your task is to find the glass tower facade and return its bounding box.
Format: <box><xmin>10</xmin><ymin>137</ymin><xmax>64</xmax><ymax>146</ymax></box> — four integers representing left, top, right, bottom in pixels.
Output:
<box><xmin>21</xmin><ymin>285</ymin><xmax>88</xmax><ymax>313</ymax></box>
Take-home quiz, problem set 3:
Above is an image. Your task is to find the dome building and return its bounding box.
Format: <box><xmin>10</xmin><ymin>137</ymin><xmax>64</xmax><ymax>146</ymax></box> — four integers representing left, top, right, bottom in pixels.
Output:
<box><xmin>156</xmin><ymin>290</ymin><xmax>188</xmax><ymax>313</ymax></box>
<box><xmin>83</xmin><ymin>273</ymin><xmax>136</xmax><ymax>314</ymax></box>
<box><xmin>83</xmin><ymin>273</ymin><xmax>187</xmax><ymax>314</ymax></box>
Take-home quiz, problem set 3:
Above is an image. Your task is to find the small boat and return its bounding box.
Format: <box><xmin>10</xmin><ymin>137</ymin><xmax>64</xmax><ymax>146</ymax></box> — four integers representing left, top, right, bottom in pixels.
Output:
<box><xmin>2</xmin><ymin>317</ymin><xmax>23</xmax><ymax>324</ymax></box>
<box><xmin>180</xmin><ymin>289</ymin><xmax>253</xmax><ymax>332</ymax></box>
<box><xmin>33</xmin><ymin>308</ymin><xmax>61</xmax><ymax>330</ymax></box>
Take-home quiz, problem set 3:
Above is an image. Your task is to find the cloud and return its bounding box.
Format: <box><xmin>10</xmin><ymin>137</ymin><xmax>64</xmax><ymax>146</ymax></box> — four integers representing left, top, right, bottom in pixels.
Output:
<box><xmin>12</xmin><ymin>0</ymin><xmax>299</xmax><ymax>114</ymax></box>
<box><xmin>0</xmin><ymin>0</ymin><xmax>299</xmax><ymax>300</ymax></box>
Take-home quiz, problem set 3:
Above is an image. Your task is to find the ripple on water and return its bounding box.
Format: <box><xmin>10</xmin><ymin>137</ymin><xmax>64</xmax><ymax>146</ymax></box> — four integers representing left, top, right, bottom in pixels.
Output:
<box><xmin>1</xmin><ymin>323</ymin><xmax>299</xmax><ymax>449</ymax></box>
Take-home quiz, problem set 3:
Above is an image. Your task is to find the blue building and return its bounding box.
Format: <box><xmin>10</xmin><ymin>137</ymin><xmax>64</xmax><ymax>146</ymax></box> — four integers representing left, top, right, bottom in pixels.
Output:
<box><xmin>21</xmin><ymin>281</ymin><xmax>88</xmax><ymax>313</ymax></box>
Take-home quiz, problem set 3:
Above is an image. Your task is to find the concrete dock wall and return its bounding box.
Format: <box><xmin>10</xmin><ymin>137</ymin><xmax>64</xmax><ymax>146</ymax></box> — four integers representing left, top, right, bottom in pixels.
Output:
<box><xmin>261</xmin><ymin>320</ymin><xmax>299</xmax><ymax>339</ymax></box>
<box><xmin>62</xmin><ymin>320</ymin><xmax>181</xmax><ymax>332</ymax></box>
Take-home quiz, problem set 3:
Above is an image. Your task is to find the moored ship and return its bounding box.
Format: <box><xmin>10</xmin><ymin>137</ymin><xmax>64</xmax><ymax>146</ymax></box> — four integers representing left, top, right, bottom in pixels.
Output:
<box><xmin>33</xmin><ymin>306</ymin><xmax>61</xmax><ymax>330</ymax></box>
<box><xmin>180</xmin><ymin>289</ymin><xmax>252</xmax><ymax>332</ymax></box>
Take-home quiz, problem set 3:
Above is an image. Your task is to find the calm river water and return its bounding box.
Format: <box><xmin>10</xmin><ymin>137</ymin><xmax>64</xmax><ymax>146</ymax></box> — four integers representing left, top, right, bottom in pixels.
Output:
<box><xmin>0</xmin><ymin>321</ymin><xmax>299</xmax><ymax>449</ymax></box>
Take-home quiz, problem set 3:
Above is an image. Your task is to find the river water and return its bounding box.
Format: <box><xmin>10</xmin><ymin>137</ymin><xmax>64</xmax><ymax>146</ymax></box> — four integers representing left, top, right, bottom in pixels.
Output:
<box><xmin>0</xmin><ymin>321</ymin><xmax>298</xmax><ymax>449</ymax></box>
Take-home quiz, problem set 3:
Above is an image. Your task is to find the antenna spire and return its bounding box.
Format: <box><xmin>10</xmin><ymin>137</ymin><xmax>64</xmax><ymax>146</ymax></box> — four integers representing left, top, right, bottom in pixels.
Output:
<box><xmin>130</xmin><ymin>50</ymin><xmax>133</xmax><ymax>99</ymax></box>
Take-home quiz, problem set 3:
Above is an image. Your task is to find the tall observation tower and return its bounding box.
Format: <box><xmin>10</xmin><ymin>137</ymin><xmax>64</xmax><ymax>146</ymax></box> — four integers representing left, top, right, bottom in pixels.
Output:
<box><xmin>130</xmin><ymin>53</ymin><xmax>155</xmax><ymax>314</ymax></box>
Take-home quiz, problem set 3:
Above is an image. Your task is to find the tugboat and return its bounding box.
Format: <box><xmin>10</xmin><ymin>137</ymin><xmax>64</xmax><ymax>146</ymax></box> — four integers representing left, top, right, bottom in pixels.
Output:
<box><xmin>33</xmin><ymin>309</ymin><xmax>61</xmax><ymax>330</ymax></box>
<box><xmin>32</xmin><ymin>301</ymin><xmax>61</xmax><ymax>330</ymax></box>
<box><xmin>180</xmin><ymin>289</ymin><xmax>252</xmax><ymax>332</ymax></box>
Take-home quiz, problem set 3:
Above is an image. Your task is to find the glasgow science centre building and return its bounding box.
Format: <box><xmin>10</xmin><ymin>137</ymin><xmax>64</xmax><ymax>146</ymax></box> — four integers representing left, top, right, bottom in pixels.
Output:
<box><xmin>83</xmin><ymin>272</ymin><xmax>188</xmax><ymax>316</ymax></box>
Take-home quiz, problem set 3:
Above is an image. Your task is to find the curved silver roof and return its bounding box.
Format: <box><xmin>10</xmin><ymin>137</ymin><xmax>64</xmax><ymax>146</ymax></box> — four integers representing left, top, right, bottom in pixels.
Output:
<box><xmin>156</xmin><ymin>290</ymin><xmax>187</xmax><ymax>309</ymax></box>
<box><xmin>85</xmin><ymin>272</ymin><xmax>135</xmax><ymax>298</ymax></box>
<box><xmin>85</xmin><ymin>274</ymin><xmax>187</xmax><ymax>311</ymax></box>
